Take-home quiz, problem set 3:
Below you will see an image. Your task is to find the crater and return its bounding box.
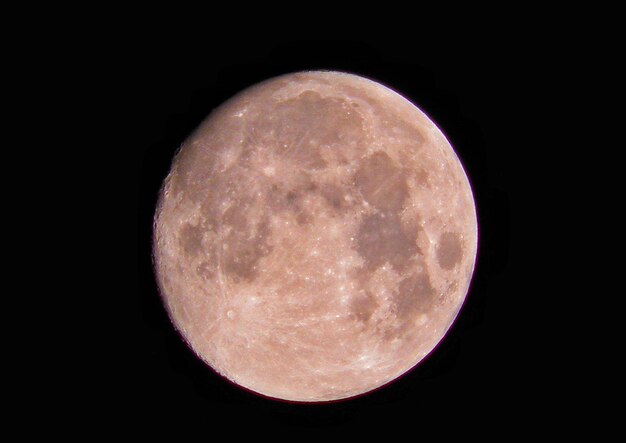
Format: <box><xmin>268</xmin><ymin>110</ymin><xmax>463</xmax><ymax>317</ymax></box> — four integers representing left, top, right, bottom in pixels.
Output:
<box><xmin>196</xmin><ymin>260</ymin><xmax>215</xmax><ymax>281</ymax></box>
<box><xmin>388</xmin><ymin>117</ymin><xmax>425</xmax><ymax>148</ymax></box>
<box><xmin>247</xmin><ymin>90</ymin><xmax>365</xmax><ymax>170</ymax></box>
<box><xmin>285</xmin><ymin>190</ymin><xmax>299</xmax><ymax>205</ymax></box>
<box><xmin>350</xmin><ymin>291</ymin><xmax>378</xmax><ymax>323</ymax></box>
<box><xmin>320</xmin><ymin>183</ymin><xmax>351</xmax><ymax>213</ymax></box>
<box><xmin>355</xmin><ymin>151</ymin><xmax>408</xmax><ymax>211</ymax></box>
<box><xmin>198</xmin><ymin>170</ymin><xmax>242</xmax><ymax>226</ymax></box>
<box><xmin>415</xmin><ymin>167</ymin><xmax>429</xmax><ymax>187</ymax></box>
<box><xmin>339</xmin><ymin>85</ymin><xmax>424</xmax><ymax>149</ymax></box>
<box><xmin>179</xmin><ymin>223</ymin><xmax>205</xmax><ymax>257</ymax></box>
<box><xmin>171</xmin><ymin>143</ymin><xmax>216</xmax><ymax>200</ymax></box>
<box><xmin>380</xmin><ymin>270</ymin><xmax>436</xmax><ymax>342</ymax></box>
<box><xmin>267</xmin><ymin>184</ymin><xmax>313</xmax><ymax>225</ymax></box>
<box><xmin>295</xmin><ymin>209</ymin><xmax>312</xmax><ymax>225</ymax></box>
<box><xmin>220</xmin><ymin>201</ymin><xmax>273</xmax><ymax>281</ymax></box>
<box><xmin>221</xmin><ymin>223</ymin><xmax>272</xmax><ymax>281</ymax></box>
<box><xmin>436</xmin><ymin>232</ymin><xmax>463</xmax><ymax>270</ymax></box>
<box><xmin>356</xmin><ymin>212</ymin><xmax>418</xmax><ymax>271</ymax></box>
<box><xmin>395</xmin><ymin>271</ymin><xmax>436</xmax><ymax>321</ymax></box>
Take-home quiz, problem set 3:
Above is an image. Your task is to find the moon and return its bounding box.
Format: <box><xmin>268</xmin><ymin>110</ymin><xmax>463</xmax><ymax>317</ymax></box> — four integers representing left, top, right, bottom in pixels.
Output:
<box><xmin>153</xmin><ymin>71</ymin><xmax>477</xmax><ymax>402</ymax></box>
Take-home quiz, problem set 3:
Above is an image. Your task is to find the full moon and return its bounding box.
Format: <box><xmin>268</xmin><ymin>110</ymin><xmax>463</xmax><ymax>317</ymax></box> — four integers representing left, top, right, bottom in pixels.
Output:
<box><xmin>153</xmin><ymin>71</ymin><xmax>477</xmax><ymax>402</ymax></box>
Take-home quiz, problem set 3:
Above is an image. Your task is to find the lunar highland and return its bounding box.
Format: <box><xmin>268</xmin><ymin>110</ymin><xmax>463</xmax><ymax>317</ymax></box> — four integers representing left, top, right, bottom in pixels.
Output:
<box><xmin>153</xmin><ymin>71</ymin><xmax>477</xmax><ymax>402</ymax></box>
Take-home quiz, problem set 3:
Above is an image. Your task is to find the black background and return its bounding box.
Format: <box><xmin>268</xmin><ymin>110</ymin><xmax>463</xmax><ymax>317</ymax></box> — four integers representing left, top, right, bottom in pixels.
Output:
<box><xmin>133</xmin><ymin>35</ymin><xmax>536</xmax><ymax>430</ymax></box>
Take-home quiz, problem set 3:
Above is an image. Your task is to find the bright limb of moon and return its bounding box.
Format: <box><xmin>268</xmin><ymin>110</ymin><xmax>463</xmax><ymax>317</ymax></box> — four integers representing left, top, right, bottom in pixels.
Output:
<box><xmin>153</xmin><ymin>71</ymin><xmax>477</xmax><ymax>402</ymax></box>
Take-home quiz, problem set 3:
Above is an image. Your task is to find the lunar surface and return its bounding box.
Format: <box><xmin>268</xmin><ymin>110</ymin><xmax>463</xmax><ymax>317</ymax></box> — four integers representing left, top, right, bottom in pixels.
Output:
<box><xmin>153</xmin><ymin>71</ymin><xmax>477</xmax><ymax>402</ymax></box>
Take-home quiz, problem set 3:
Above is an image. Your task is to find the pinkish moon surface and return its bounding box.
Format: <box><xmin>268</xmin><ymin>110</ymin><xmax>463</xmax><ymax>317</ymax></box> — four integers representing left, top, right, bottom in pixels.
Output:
<box><xmin>153</xmin><ymin>71</ymin><xmax>477</xmax><ymax>402</ymax></box>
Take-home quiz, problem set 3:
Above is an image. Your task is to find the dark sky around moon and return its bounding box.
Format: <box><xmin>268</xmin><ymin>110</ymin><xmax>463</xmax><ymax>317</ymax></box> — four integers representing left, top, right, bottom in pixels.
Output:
<box><xmin>129</xmin><ymin>34</ymin><xmax>538</xmax><ymax>428</ymax></box>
